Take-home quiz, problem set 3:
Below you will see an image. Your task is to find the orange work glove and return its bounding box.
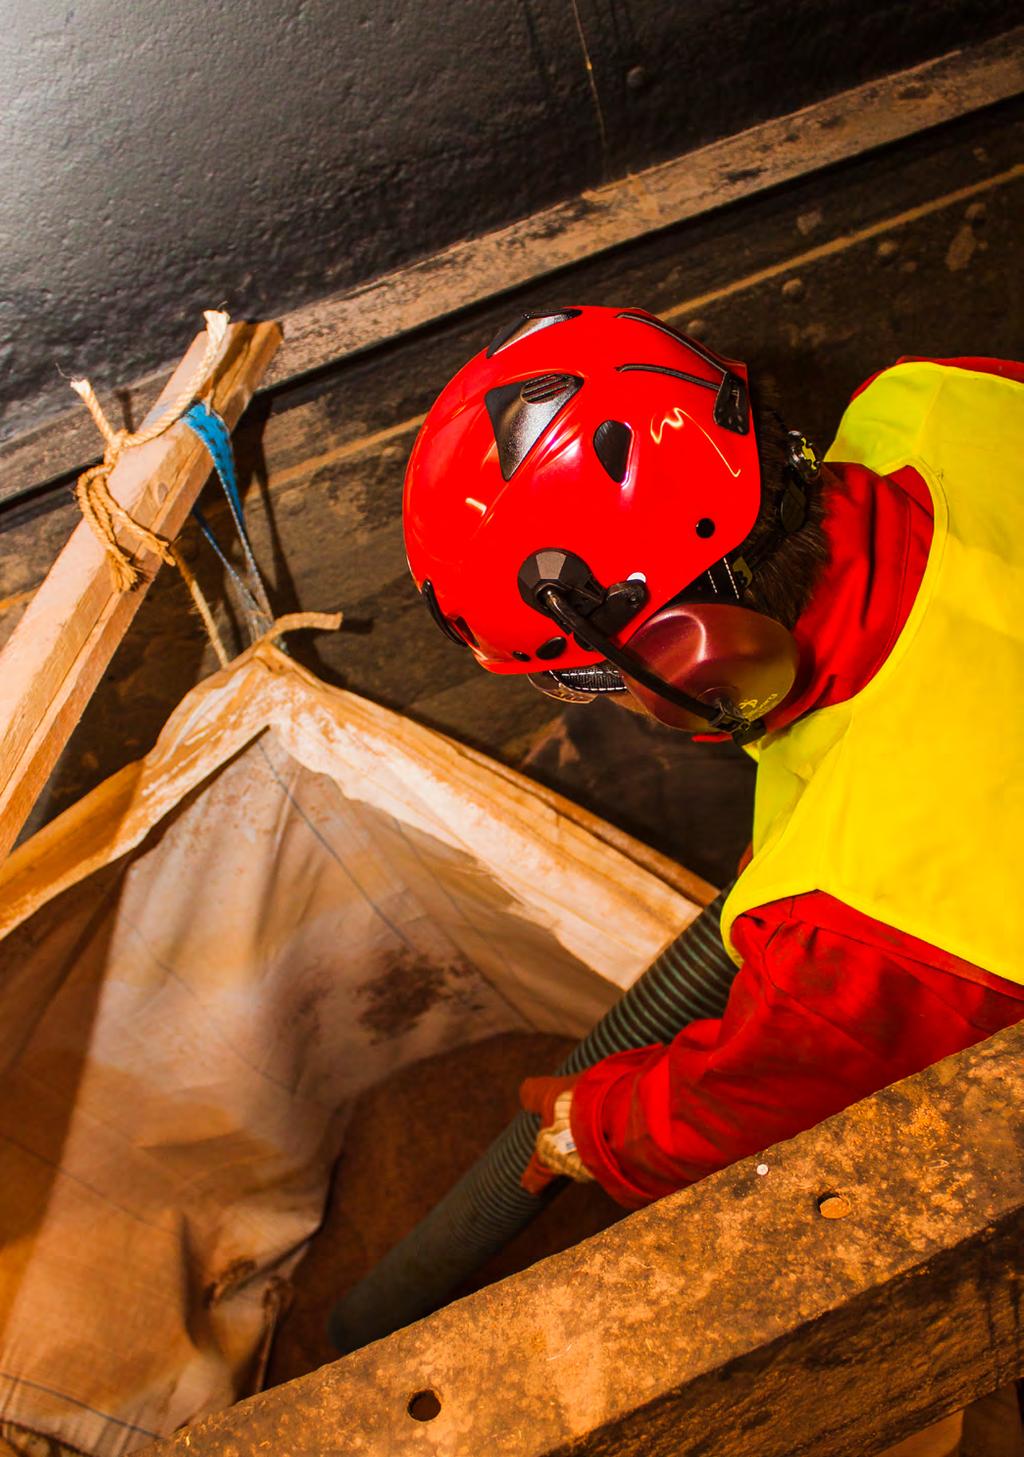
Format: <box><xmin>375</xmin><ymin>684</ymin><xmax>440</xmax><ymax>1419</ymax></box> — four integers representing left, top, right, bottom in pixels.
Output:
<box><xmin>518</xmin><ymin>1073</ymin><xmax>594</xmax><ymax>1195</ymax></box>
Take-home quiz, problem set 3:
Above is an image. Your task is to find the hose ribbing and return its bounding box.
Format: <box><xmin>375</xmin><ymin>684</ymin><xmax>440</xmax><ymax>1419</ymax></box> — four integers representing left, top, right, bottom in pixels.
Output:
<box><xmin>327</xmin><ymin>883</ymin><xmax>737</xmax><ymax>1353</ymax></box>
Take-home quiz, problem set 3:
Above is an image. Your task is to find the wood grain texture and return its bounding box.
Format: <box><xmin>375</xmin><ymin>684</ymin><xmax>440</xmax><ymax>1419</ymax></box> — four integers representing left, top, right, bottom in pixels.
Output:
<box><xmin>1</xmin><ymin>24</ymin><xmax>1020</xmax><ymax>506</ymax></box>
<box><xmin>138</xmin><ymin>1018</ymin><xmax>1024</xmax><ymax>1457</ymax></box>
<box><xmin>0</xmin><ymin>320</ymin><xmax>281</xmax><ymax>861</ymax></box>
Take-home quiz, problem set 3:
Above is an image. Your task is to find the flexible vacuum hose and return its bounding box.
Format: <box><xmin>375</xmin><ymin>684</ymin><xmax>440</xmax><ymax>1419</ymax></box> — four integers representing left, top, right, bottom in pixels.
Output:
<box><xmin>327</xmin><ymin>883</ymin><xmax>738</xmax><ymax>1353</ymax></box>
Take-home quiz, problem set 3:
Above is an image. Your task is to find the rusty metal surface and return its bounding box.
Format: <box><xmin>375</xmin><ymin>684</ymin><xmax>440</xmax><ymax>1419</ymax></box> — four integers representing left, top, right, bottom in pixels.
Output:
<box><xmin>138</xmin><ymin>1019</ymin><xmax>1024</xmax><ymax>1457</ymax></box>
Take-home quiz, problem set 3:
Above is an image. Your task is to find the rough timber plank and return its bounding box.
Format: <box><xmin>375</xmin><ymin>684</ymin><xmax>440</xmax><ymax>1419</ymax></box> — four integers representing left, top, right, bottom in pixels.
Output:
<box><xmin>1</xmin><ymin>24</ymin><xmax>1021</xmax><ymax>505</ymax></box>
<box><xmin>0</xmin><ymin>320</ymin><xmax>281</xmax><ymax>860</ymax></box>
<box><xmin>137</xmin><ymin>1019</ymin><xmax>1024</xmax><ymax>1457</ymax></box>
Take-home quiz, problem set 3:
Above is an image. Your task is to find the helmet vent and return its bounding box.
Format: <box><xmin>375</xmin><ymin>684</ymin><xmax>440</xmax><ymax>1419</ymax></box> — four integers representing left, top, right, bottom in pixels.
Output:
<box><xmin>520</xmin><ymin>373</ymin><xmax>575</xmax><ymax>404</ymax></box>
<box><xmin>615</xmin><ymin>310</ymin><xmax>730</xmax><ymax>376</ymax></box>
<box><xmin>486</xmin><ymin>310</ymin><xmax>581</xmax><ymax>357</ymax></box>
<box><xmin>485</xmin><ymin>374</ymin><xmax>582</xmax><ymax>480</ymax></box>
<box><xmin>552</xmin><ymin>663</ymin><xmax>626</xmax><ymax>694</ymax></box>
<box><xmin>593</xmin><ymin>419</ymin><xmax>632</xmax><ymax>482</ymax></box>
<box><xmin>616</xmin><ymin>312</ymin><xmax>750</xmax><ymax>434</ymax></box>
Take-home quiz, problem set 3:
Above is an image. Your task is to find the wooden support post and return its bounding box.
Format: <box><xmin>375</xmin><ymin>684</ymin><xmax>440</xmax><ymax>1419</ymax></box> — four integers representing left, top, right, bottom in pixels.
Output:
<box><xmin>0</xmin><ymin>319</ymin><xmax>282</xmax><ymax>861</ymax></box>
<box><xmin>138</xmin><ymin>1019</ymin><xmax>1024</xmax><ymax>1457</ymax></box>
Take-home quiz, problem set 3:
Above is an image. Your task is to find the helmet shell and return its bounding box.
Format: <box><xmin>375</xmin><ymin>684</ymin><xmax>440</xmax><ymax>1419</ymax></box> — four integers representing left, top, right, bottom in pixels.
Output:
<box><xmin>403</xmin><ymin>304</ymin><xmax>761</xmax><ymax>673</ymax></box>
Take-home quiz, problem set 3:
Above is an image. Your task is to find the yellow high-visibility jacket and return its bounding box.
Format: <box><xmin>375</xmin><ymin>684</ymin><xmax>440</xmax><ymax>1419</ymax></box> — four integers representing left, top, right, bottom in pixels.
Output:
<box><xmin>722</xmin><ymin>361</ymin><xmax>1024</xmax><ymax>985</ymax></box>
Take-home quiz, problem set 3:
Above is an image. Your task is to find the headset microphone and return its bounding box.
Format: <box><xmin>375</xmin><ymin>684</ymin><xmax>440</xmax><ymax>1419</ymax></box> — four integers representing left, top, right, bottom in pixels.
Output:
<box><xmin>516</xmin><ymin>438</ymin><xmax>817</xmax><ymax>745</ymax></box>
<box><xmin>533</xmin><ymin>584</ymin><xmax>767</xmax><ymax>745</ymax></box>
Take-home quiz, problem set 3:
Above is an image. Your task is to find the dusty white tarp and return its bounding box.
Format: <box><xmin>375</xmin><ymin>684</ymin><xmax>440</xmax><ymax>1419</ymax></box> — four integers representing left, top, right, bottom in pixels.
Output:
<box><xmin>0</xmin><ymin>641</ymin><xmax>709</xmax><ymax>1457</ymax></box>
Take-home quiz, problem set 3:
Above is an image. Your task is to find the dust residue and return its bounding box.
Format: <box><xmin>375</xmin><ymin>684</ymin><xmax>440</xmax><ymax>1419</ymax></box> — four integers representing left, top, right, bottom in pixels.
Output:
<box><xmin>288</xmin><ymin>979</ymin><xmax>333</xmax><ymax>1040</ymax></box>
<box><xmin>945</xmin><ymin>221</ymin><xmax>977</xmax><ymax>272</ymax></box>
<box><xmin>356</xmin><ymin>951</ymin><xmax>485</xmax><ymax>1043</ymax></box>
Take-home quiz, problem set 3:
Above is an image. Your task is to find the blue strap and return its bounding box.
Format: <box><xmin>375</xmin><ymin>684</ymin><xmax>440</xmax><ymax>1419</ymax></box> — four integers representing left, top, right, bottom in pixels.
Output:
<box><xmin>182</xmin><ymin>403</ymin><xmax>257</xmax><ymax>567</ymax></box>
<box><xmin>182</xmin><ymin>402</ymin><xmax>275</xmax><ymax>638</ymax></box>
<box><xmin>190</xmin><ymin>503</ymin><xmax>265</xmax><ymax>619</ymax></box>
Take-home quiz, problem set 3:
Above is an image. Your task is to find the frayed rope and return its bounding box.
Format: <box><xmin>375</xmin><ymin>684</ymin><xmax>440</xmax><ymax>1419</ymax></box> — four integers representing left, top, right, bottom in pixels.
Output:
<box><xmin>69</xmin><ymin>315</ymin><xmax>342</xmax><ymax>669</ymax></box>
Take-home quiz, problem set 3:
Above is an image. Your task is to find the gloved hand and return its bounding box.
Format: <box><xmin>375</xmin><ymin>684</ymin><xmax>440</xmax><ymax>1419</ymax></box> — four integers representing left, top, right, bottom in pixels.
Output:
<box><xmin>519</xmin><ymin>1073</ymin><xmax>595</xmax><ymax>1195</ymax></box>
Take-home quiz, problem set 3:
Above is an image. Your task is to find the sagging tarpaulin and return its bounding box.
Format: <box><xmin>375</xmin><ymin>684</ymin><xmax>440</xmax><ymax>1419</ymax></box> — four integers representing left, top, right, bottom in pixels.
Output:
<box><xmin>0</xmin><ymin>640</ymin><xmax>706</xmax><ymax>1457</ymax></box>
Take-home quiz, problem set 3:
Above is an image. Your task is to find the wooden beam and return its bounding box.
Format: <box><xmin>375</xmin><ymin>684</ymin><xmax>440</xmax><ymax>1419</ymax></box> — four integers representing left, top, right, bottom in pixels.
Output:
<box><xmin>1</xmin><ymin>24</ymin><xmax>1020</xmax><ymax>506</ymax></box>
<box><xmin>0</xmin><ymin>320</ymin><xmax>282</xmax><ymax>861</ymax></box>
<box><xmin>136</xmin><ymin>1019</ymin><xmax>1024</xmax><ymax>1457</ymax></box>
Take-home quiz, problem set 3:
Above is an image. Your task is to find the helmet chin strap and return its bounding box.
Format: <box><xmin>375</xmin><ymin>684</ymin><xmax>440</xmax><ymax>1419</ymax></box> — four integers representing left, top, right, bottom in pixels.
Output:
<box><xmin>535</xmin><ymin>586</ymin><xmax>766</xmax><ymax>746</ymax></box>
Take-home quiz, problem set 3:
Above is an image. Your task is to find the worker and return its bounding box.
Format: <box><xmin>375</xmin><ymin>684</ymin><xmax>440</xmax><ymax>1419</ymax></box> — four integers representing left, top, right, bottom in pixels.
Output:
<box><xmin>402</xmin><ymin>304</ymin><xmax>1024</xmax><ymax>1208</ymax></box>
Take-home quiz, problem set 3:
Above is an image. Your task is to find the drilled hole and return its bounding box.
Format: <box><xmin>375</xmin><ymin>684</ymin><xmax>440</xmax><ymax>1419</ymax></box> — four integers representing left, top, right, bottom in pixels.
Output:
<box><xmin>536</xmin><ymin>636</ymin><xmax>567</xmax><ymax>661</ymax></box>
<box><xmin>816</xmin><ymin>1191</ymin><xmax>852</xmax><ymax>1220</ymax></box>
<box><xmin>407</xmin><ymin>1389</ymin><xmax>442</xmax><ymax>1422</ymax></box>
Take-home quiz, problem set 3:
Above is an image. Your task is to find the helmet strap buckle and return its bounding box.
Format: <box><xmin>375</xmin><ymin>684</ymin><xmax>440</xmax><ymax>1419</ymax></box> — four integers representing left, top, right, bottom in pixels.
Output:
<box><xmin>786</xmin><ymin>430</ymin><xmax>821</xmax><ymax>484</ymax></box>
<box><xmin>519</xmin><ymin>551</ymin><xmax>648</xmax><ymax>643</ymax></box>
<box><xmin>725</xmin><ymin>430</ymin><xmax>818</xmax><ymax>592</ymax></box>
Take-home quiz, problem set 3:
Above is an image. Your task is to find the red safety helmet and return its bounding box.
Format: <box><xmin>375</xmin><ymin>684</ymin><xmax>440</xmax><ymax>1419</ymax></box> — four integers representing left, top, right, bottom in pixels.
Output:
<box><xmin>403</xmin><ymin>305</ymin><xmax>809</xmax><ymax>742</ymax></box>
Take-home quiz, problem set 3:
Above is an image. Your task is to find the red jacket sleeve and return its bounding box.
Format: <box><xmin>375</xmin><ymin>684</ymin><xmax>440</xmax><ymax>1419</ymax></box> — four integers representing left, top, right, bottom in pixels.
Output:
<box><xmin>569</xmin><ymin>896</ymin><xmax>1024</xmax><ymax>1209</ymax></box>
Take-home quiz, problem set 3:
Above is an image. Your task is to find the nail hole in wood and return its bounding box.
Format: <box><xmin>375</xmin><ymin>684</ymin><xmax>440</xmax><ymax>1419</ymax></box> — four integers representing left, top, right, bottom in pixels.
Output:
<box><xmin>407</xmin><ymin>1389</ymin><xmax>442</xmax><ymax>1422</ymax></box>
<box><xmin>817</xmin><ymin>1191</ymin><xmax>852</xmax><ymax>1219</ymax></box>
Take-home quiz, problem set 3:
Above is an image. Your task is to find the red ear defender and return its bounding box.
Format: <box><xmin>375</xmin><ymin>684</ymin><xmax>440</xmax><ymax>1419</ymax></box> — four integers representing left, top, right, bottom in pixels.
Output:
<box><xmin>620</xmin><ymin>602</ymin><xmax>800</xmax><ymax>731</ymax></box>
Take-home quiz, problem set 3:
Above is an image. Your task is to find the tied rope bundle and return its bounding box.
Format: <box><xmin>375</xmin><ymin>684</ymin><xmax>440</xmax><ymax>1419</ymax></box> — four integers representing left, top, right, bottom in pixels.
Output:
<box><xmin>69</xmin><ymin>310</ymin><xmax>341</xmax><ymax>662</ymax></box>
<box><xmin>71</xmin><ymin>309</ymin><xmax>230</xmax><ymax>597</ymax></box>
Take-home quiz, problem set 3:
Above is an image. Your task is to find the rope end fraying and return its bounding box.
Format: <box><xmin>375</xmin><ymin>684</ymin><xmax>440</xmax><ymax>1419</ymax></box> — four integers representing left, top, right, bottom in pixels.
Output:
<box><xmin>69</xmin><ymin>375</ymin><xmax>122</xmax><ymax>450</ymax></box>
<box><xmin>202</xmin><ymin>310</ymin><xmax>230</xmax><ymax>355</ymax></box>
<box><xmin>247</xmin><ymin>611</ymin><xmax>344</xmax><ymax>658</ymax></box>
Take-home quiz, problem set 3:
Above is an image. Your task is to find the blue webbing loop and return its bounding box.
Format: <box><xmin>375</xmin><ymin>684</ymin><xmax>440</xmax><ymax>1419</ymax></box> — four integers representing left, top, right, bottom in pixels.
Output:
<box><xmin>181</xmin><ymin>403</ymin><xmax>275</xmax><ymax>642</ymax></box>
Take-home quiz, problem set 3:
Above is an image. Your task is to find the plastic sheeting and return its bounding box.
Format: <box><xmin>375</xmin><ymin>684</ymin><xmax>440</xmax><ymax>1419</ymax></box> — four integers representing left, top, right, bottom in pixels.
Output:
<box><xmin>0</xmin><ymin>642</ymin><xmax>708</xmax><ymax>1456</ymax></box>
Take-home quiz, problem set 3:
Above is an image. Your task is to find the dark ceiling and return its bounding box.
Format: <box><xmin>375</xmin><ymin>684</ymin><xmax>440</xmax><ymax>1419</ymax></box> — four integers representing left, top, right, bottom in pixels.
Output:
<box><xmin>2</xmin><ymin>0</ymin><xmax>1019</xmax><ymax>440</ymax></box>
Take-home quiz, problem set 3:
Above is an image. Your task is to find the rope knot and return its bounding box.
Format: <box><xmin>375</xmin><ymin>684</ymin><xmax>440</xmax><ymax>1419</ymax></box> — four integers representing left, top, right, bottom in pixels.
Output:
<box><xmin>105</xmin><ymin>428</ymin><xmax>129</xmax><ymax>463</ymax></box>
<box><xmin>70</xmin><ymin>311</ymin><xmax>230</xmax><ymax>592</ymax></box>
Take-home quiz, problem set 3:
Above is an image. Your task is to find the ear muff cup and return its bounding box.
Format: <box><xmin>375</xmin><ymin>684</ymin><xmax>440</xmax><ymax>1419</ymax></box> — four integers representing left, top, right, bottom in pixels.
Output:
<box><xmin>620</xmin><ymin>602</ymin><xmax>800</xmax><ymax>731</ymax></box>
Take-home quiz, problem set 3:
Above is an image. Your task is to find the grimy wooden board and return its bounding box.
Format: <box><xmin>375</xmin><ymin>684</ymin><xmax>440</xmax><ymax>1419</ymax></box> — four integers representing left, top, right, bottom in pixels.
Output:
<box><xmin>137</xmin><ymin>1019</ymin><xmax>1024</xmax><ymax>1457</ymax></box>
<box><xmin>1</xmin><ymin>26</ymin><xmax>1020</xmax><ymax>507</ymax></box>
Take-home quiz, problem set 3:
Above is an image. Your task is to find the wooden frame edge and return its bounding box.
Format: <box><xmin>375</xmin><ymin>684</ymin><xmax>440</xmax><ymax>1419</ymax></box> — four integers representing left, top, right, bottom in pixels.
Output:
<box><xmin>139</xmin><ymin>1018</ymin><xmax>1024</xmax><ymax>1457</ymax></box>
<box><xmin>2</xmin><ymin>24</ymin><xmax>1020</xmax><ymax>506</ymax></box>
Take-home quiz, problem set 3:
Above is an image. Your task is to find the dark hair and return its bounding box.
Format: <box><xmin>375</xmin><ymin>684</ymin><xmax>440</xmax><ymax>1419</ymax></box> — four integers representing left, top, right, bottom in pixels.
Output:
<box><xmin>735</xmin><ymin>380</ymin><xmax>831</xmax><ymax>630</ymax></box>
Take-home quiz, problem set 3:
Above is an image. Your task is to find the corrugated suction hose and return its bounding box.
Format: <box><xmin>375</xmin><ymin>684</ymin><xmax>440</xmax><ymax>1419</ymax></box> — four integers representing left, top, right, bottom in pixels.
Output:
<box><xmin>327</xmin><ymin>883</ymin><xmax>737</xmax><ymax>1353</ymax></box>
